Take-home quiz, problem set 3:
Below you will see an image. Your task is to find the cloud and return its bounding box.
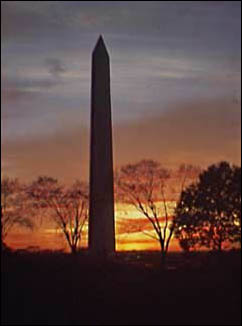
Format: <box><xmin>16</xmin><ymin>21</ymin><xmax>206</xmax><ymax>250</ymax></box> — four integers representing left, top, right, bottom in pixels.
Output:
<box><xmin>1</xmin><ymin>97</ymin><xmax>240</xmax><ymax>184</ymax></box>
<box><xmin>116</xmin><ymin>216</ymin><xmax>174</xmax><ymax>236</ymax></box>
<box><xmin>45</xmin><ymin>58</ymin><xmax>66</xmax><ymax>78</ymax></box>
<box><xmin>1</xmin><ymin>122</ymin><xmax>88</xmax><ymax>184</ymax></box>
<box><xmin>2</xmin><ymin>58</ymin><xmax>67</xmax><ymax>109</ymax></box>
<box><xmin>2</xmin><ymin>1</ymin><xmax>240</xmax><ymax>127</ymax></box>
<box><xmin>1</xmin><ymin>2</ymin><xmax>240</xmax><ymax>185</ymax></box>
<box><xmin>2</xmin><ymin>1</ymin><xmax>240</xmax><ymax>56</ymax></box>
<box><xmin>114</xmin><ymin>98</ymin><xmax>241</xmax><ymax>168</ymax></box>
<box><xmin>1</xmin><ymin>75</ymin><xmax>63</xmax><ymax>117</ymax></box>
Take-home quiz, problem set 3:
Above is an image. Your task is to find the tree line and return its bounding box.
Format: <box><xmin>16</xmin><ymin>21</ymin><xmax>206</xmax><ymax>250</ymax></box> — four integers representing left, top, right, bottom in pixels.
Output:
<box><xmin>1</xmin><ymin>161</ymin><xmax>241</xmax><ymax>260</ymax></box>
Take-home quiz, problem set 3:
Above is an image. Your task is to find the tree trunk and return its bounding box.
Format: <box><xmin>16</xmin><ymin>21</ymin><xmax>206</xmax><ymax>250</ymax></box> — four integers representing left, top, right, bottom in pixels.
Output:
<box><xmin>1</xmin><ymin>206</ymin><xmax>3</xmax><ymax>251</ymax></box>
<box><xmin>161</xmin><ymin>251</ymin><xmax>167</xmax><ymax>269</ymax></box>
<box><xmin>159</xmin><ymin>241</ymin><xmax>167</xmax><ymax>269</ymax></box>
<box><xmin>70</xmin><ymin>244</ymin><xmax>77</xmax><ymax>254</ymax></box>
<box><xmin>218</xmin><ymin>243</ymin><xmax>222</xmax><ymax>252</ymax></box>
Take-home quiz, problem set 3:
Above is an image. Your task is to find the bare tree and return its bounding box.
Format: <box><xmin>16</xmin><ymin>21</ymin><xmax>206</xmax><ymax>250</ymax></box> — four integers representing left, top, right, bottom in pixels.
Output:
<box><xmin>116</xmin><ymin>160</ymin><xmax>200</xmax><ymax>265</ymax></box>
<box><xmin>1</xmin><ymin>177</ymin><xmax>34</xmax><ymax>246</ymax></box>
<box><xmin>27</xmin><ymin>176</ymin><xmax>88</xmax><ymax>254</ymax></box>
<box><xmin>176</xmin><ymin>164</ymin><xmax>202</xmax><ymax>196</ymax></box>
<box><xmin>116</xmin><ymin>160</ymin><xmax>173</xmax><ymax>265</ymax></box>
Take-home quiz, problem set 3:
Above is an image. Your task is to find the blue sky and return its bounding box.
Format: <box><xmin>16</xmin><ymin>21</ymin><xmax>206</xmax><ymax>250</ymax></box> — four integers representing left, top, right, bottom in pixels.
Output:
<box><xmin>1</xmin><ymin>1</ymin><xmax>241</xmax><ymax>182</ymax></box>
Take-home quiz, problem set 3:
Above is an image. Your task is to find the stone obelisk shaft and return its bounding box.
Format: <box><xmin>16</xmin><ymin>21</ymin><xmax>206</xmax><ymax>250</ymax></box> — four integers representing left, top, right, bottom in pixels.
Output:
<box><xmin>89</xmin><ymin>36</ymin><xmax>115</xmax><ymax>255</ymax></box>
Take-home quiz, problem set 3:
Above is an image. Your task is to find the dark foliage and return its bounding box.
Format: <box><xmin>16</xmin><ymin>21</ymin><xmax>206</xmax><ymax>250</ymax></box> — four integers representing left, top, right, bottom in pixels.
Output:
<box><xmin>174</xmin><ymin>162</ymin><xmax>241</xmax><ymax>252</ymax></box>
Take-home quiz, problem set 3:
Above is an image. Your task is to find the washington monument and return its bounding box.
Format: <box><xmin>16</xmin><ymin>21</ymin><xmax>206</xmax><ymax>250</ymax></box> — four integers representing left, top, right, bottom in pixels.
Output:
<box><xmin>88</xmin><ymin>36</ymin><xmax>115</xmax><ymax>255</ymax></box>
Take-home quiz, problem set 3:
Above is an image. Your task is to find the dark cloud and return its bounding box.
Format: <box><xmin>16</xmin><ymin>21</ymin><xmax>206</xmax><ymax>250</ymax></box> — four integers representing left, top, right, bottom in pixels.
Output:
<box><xmin>1</xmin><ymin>76</ymin><xmax>61</xmax><ymax>105</ymax></box>
<box><xmin>5</xmin><ymin>77</ymin><xmax>59</xmax><ymax>90</ymax></box>
<box><xmin>45</xmin><ymin>58</ymin><xmax>66</xmax><ymax>78</ymax></box>
<box><xmin>1</xmin><ymin>1</ymin><xmax>67</xmax><ymax>42</ymax></box>
<box><xmin>1</xmin><ymin>74</ymin><xmax>66</xmax><ymax>123</ymax></box>
<box><xmin>2</xmin><ymin>1</ymin><xmax>240</xmax><ymax>56</ymax></box>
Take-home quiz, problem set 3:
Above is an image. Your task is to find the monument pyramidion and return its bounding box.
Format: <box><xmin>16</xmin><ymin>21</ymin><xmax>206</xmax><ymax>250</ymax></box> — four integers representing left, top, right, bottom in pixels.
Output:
<box><xmin>88</xmin><ymin>36</ymin><xmax>115</xmax><ymax>256</ymax></box>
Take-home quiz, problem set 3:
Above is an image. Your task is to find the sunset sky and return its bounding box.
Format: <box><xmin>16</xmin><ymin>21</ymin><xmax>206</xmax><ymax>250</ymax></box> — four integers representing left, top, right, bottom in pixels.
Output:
<box><xmin>2</xmin><ymin>1</ymin><xmax>241</xmax><ymax>181</ymax></box>
<box><xmin>1</xmin><ymin>1</ymin><xmax>241</xmax><ymax>251</ymax></box>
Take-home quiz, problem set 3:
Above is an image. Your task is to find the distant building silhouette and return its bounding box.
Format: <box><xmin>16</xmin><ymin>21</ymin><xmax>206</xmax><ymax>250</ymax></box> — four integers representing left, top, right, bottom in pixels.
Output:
<box><xmin>88</xmin><ymin>36</ymin><xmax>115</xmax><ymax>255</ymax></box>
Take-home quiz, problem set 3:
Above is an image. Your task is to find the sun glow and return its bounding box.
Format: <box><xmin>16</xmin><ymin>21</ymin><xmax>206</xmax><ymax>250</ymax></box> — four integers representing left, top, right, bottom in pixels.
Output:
<box><xmin>5</xmin><ymin>201</ymin><xmax>180</xmax><ymax>252</ymax></box>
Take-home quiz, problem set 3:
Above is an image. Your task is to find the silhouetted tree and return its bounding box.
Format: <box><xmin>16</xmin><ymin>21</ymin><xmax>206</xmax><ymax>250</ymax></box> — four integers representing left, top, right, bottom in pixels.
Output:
<box><xmin>116</xmin><ymin>160</ymin><xmax>175</xmax><ymax>265</ymax></box>
<box><xmin>116</xmin><ymin>161</ymin><xmax>200</xmax><ymax>262</ymax></box>
<box><xmin>1</xmin><ymin>177</ymin><xmax>34</xmax><ymax>247</ymax></box>
<box><xmin>173</xmin><ymin>162</ymin><xmax>241</xmax><ymax>252</ymax></box>
<box><xmin>27</xmin><ymin>176</ymin><xmax>88</xmax><ymax>254</ymax></box>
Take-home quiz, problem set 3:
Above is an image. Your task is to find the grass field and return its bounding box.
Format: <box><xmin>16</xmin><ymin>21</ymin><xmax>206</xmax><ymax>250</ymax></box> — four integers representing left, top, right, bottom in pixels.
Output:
<box><xmin>1</xmin><ymin>249</ymin><xmax>241</xmax><ymax>325</ymax></box>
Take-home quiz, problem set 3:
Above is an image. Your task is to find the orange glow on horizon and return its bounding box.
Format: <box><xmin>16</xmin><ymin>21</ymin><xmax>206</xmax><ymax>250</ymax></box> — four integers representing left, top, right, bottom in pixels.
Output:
<box><xmin>5</xmin><ymin>202</ymin><xmax>180</xmax><ymax>252</ymax></box>
<box><xmin>6</xmin><ymin>222</ymin><xmax>180</xmax><ymax>253</ymax></box>
<box><xmin>5</xmin><ymin>230</ymin><xmax>181</xmax><ymax>252</ymax></box>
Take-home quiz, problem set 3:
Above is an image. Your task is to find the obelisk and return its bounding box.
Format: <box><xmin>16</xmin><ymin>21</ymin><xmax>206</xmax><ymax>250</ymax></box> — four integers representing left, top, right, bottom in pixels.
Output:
<box><xmin>88</xmin><ymin>35</ymin><xmax>115</xmax><ymax>255</ymax></box>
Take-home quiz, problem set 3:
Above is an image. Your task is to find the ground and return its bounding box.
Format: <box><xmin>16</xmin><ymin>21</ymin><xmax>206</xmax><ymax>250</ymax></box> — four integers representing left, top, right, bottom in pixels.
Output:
<box><xmin>1</xmin><ymin>249</ymin><xmax>241</xmax><ymax>325</ymax></box>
